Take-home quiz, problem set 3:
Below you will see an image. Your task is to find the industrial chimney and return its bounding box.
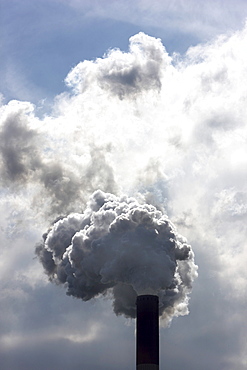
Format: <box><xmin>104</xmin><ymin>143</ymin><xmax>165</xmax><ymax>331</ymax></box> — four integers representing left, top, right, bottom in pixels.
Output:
<box><xmin>136</xmin><ymin>295</ymin><xmax>159</xmax><ymax>370</ymax></box>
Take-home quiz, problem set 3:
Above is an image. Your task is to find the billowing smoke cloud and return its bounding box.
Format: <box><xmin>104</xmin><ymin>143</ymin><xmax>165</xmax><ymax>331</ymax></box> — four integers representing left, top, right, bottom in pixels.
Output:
<box><xmin>0</xmin><ymin>101</ymin><xmax>39</xmax><ymax>185</ymax></box>
<box><xmin>65</xmin><ymin>32</ymin><xmax>170</xmax><ymax>98</ymax></box>
<box><xmin>9</xmin><ymin>32</ymin><xmax>246</xmax><ymax>327</ymax></box>
<box><xmin>36</xmin><ymin>189</ymin><xmax>197</xmax><ymax>322</ymax></box>
<box><xmin>0</xmin><ymin>101</ymin><xmax>117</xmax><ymax>217</ymax></box>
<box><xmin>2</xmin><ymin>18</ymin><xmax>247</xmax><ymax>369</ymax></box>
<box><xmin>33</xmin><ymin>34</ymin><xmax>197</xmax><ymax>324</ymax></box>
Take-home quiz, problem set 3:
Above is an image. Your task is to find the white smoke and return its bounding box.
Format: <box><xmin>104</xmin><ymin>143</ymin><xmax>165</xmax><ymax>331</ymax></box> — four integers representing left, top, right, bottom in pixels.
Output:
<box><xmin>65</xmin><ymin>32</ymin><xmax>171</xmax><ymax>98</ymax></box>
<box><xmin>36</xmin><ymin>190</ymin><xmax>197</xmax><ymax>322</ymax></box>
<box><xmin>0</xmin><ymin>100</ymin><xmax>117</xmax><ymax>218</ymax></box>
<box><xmin>1</xmin><ymin>28</ymin><xmax>247</xmax><ymax>340</ymax></box>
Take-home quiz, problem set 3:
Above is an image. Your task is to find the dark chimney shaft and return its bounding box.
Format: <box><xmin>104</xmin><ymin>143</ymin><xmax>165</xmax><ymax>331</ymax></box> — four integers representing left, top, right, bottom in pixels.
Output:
<box><xmin>136</xmin><ymin>295</ymin><xmax>159</xmax><ymax>370</ymax></box>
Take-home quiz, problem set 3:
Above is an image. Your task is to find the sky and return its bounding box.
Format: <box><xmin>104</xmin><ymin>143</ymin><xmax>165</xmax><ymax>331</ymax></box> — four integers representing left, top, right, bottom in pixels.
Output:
<box><xmin>1</xmin><ymin>1</ymin><xmax>247</xmax><ymax>369</ymax></box>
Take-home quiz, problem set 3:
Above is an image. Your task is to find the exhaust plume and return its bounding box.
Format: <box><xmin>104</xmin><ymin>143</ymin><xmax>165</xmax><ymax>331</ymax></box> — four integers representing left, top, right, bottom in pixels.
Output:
<box><xmin>0</xmin><ymin>101</ymin><xmax>117</xmax><ymax>217</ymax></box>
<box><xmin>36</xmin><ymin>189</ymin><xmax>197</xmax><ymax>323</ymax></box>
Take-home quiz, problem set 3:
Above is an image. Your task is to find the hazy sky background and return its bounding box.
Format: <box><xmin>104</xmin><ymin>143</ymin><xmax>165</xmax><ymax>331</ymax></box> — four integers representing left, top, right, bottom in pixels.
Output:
<box><xmin>1</xmin><ymin>1</ymin><xmax>247</xmax><ymax>369</ymax></box>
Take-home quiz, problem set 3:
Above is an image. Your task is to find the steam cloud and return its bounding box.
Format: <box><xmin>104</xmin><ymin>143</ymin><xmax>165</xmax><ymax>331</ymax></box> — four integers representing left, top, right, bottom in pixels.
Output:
<box><xmin>36</xmin><ymin>190</ymin><xmax>197</xmax><ymax>322</ymax></box>
<box><xmin>1</xmin><ymin>32</ymin><xmax>203</xmax><ymax>325</ymax></box>
<box><xmin>65</xmin><ymin>32</ymin><xmax>170</xmax><ymax>98</ymax></box>
<box><xmin>1</xmin><ymin>18</ymin><xmax>247</xmax><ymax>369</ymax></box>
<box><xmin>0</xmin><ymin>101</ymin><xmax>117</xmax><ymax>217</ymax></box>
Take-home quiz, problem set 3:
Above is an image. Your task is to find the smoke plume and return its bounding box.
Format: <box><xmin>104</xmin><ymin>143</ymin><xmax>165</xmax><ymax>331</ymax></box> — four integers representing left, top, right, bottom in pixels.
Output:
<box><xmin>2</xmin><ymin>14</ymin><xmax>247</xmax><ymax>368</ymax></box>
<box><xmin>65</xmin><ymin>32</ymin><xmax>170</xmax><ymax>98</ymax></box>
<box><xmin>1</xmin><ymin>32</ymin><xmax>200</xmax><ymax>325</ymax></box>
<box><xmin>36</xmin><ymin>189</ymin><xmax>197</xmax><ymax>322</ymax></box>
<box><xmin>0</xmin><ymin>101</ymin><xmax>117</xmax><ymax>217</ymax></box>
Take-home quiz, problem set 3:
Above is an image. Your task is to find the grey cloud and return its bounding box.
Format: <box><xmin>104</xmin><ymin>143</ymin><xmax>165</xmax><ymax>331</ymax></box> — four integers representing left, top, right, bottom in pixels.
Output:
<box><xmin>0</xmin><ymin>104</ymin><xmax>117</xmax><ymax>218</ymax></box>
<box><xmin>36</xmin><ymin>189</ymin><xmax>197</xmax><ymax>324</ymax></box>
<box><xmin>0</xmin><ymin>109</ymin><xmax>39</xmax><ymax>184</ymax></box>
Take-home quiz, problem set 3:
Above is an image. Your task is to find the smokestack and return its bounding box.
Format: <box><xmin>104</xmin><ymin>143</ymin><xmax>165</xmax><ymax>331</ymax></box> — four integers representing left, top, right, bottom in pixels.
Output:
<box><xmin>136</xmin><ymin>295</ymin><xmax>159</xmax><ymax>370</ymax></box>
